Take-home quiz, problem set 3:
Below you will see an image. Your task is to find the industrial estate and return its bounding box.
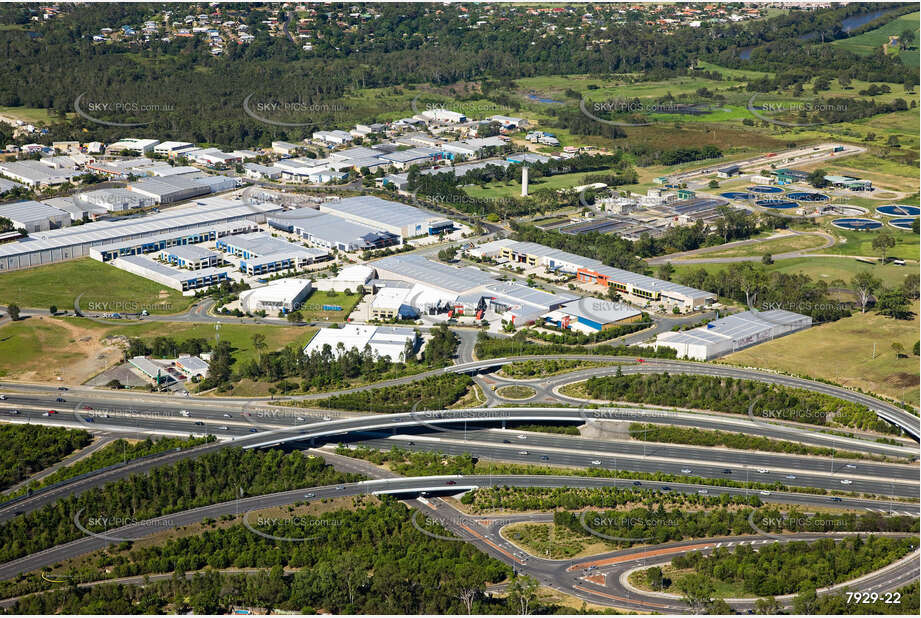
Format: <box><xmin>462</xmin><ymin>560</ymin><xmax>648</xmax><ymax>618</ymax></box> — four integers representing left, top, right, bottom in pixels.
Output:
<box><xmin>0</xmin><ymin>2</ymin><xmax>918</xmax><ymax>616</ymax></box>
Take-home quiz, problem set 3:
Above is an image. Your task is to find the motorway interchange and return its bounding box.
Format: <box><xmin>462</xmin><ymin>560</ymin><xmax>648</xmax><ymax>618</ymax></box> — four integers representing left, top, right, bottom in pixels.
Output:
<box><xmin>0</xmin><ymin>347</ymin><xmax>919</xmax><ymax>612</ymax></box>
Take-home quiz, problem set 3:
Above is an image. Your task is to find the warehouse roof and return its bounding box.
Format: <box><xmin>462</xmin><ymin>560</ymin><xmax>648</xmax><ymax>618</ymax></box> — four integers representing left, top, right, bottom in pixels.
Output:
<box><xmin>555</xmin><ymin>298</ymin><xmax>641</xmax><ymax>324</ymax></box>
<box><xmin>117</xmin><ymin>254</ymin><xmax>229</xmax><ymax>281</ymax></box>
<box><xmin>322</xmin><ymin>195</ymin><xmax>447</xmax><ymax>229</ymax></box>
<box><xmin>372</xmin><ymin>254</ymin><xmax>495</xmax><ymax>293</ymax></box>
<box><xmin>0</xmin><ymin>198</ymin><xmax>280</xmax><ymax>258</ymax></box>
<box><xmin>161</xmin><ymin>244</ymin><xmax>218</xmax><ymax>260</ymax></box>
<box><xmin>0</xmin><ymin>200</ymin><xmax>67</xmax><ymax>224</ymax></box>
<box><xmin>282</xmin><ymin>212</ymin><xmax>397</xmax><ymax>248</ymax></box>
<box><xmin>484</xmin><ymin>281</ymin><xmax>577</xmax><ymax>309</ymax></box>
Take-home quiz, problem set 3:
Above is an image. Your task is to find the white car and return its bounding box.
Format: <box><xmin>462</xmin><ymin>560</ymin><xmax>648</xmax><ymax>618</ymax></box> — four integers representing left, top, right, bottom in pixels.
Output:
<box><xmin>223</xmin><ymin>413</ymin><xmax>232</xmax><ymax>418</ymax></box>
<box><xmin>296</xmin><ymin>417</ymin><xmax>305</xmax><ymax>422</ymax></box>
<box><xmin>760</xmin><ymin>490</ymin><xmax>771</xmax><ymax>496</ymax></box>
<box><xmin>590</xmin><ymin>460</ymin><xmax>602</xmax><ymax>465</ymax></box>
<box><xmin>845</xmin><ymin>464</ymin><xmax>856</xmax><ymax>469</ymax></box>
<box><xmin>0</xmin><ymin>394</ymin><xmax>6</xmax><ymax>400</ymax></box>
<box><xmin>840</xmin><ymin>479</ymin><xmax>852</xmax><ymax>485</ymax></box>
<box><xmin>218</xmin><ymin>426</ymin><xmax>229</xmax><ymax>430</ymax></box>
<box><xmin>785</xmin><ymin>474</ymin><xmax>796</xmax><ymax>480</ymax></box>
<box><xmin>697</xmin><ymin>489</ymin><xmax>708</xmax><ymax>495</ymax></box>
<box><xmin>757</xmin><ymin>469</ymin><xmax>769</xmax><ymax>474</ymax></box>
<box><xmin>323</xmin><ymin>415</ymin><xmax>332</xmax><ymax>421</ymax></box>
<box><xmin>681</xmin><ymin>468</ymin><xmax>692</xmax><ymax>474</ymax></box>
<box><xmin>517</xmin><ymin>434</ymin><xmax>527</xmax><ymax>440</ymax></box>
<box><xmin>518</xmin><ymin>450</ymin><xmax>529</xmax><ymax>455</ymax></box>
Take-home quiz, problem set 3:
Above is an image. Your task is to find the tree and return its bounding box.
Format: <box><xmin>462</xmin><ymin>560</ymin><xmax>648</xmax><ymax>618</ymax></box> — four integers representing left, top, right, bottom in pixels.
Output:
<box><xmin>251</xmin><ymin>333</ymin><xmax>267</xmax><ymax>360</ymax></box>
<box><xmin>755</xmin><ymin>596</ymin><xmax>781</xmax><ymax>614</ymax></box>
<box><xmin>736</xmin><ymin>264</ymin><xmax>768</xmax><ymax>308</ymax></box>
<box><xmin>871</xmin><ymin>231</ymin><xmax>896</xmax><ymax>263</ymax></box>
<box><xmin>900</xmin><ymin>28</ymin><xmax>916</xmax><ymax>49</ymax></box>
<box><xmin>657</xmin><ymin>262</ymin><xmax>675</xmax><ymax>281</ymax></box>
<box><xmin>286</xmin><ymin>310</ymin><xmax>303</xmax><ymax>323</ymax></box>
<box><xmin>838</xmin><ymin>74</ymin><xmax>851</xmax><ymax>89</ymax></box>
<box><xmin>876</xmin><ymin>288</ymin><xmax>910</xmax><ymax>319</ymax></box>
<box><xmin>6</xmin><ymin>304</ymin><xmax>20</xmax><ymax>321</ymax></box>
<box><xmin>49</xmin><ymin>305</ymin><xmax>57</xmax><ymax>315</ymax></box>
<box><xmin>852</xmin><ymin>271</ymin><xmax>881</xmax><ymax>313</ymax></box>
<box><xmin>507</xmin><ymin>574</ymin><xmax>539</xmax><ymax>615</ymax></box>
<box><xmin>708</xmin><ymin>179</ymin><xmax>720</xmax><ymax>189</ymax></box>
<box><xmin>792</xmin><ymin>588</ymin><xmax>819</xmax><ymax>615</ymax></box>
<box><xmin>807</xmin><ymin>169</ymin><xmax>828</xmax><ymax>188</ymax></box>
<box><xmin>891</xmin><ymin>342</ymin><xmax>905</xmax><ymax>358</ymax></box>
<box><xmin>676</xmin><ymin>573</ymin><xmax>716</xmax><ymax>614</ymax></box>
<box><xmin>761</xmin><ymin>253</ymin><xmax>773</xmax><ymax>265</ymax></box>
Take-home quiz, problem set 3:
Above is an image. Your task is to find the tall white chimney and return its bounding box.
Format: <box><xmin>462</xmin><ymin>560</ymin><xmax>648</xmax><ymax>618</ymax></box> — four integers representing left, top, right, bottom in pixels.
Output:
<box><xmin>521</xmin><ymin>166</ymin><xmax>529</xmax><ymax>197</ymax></box>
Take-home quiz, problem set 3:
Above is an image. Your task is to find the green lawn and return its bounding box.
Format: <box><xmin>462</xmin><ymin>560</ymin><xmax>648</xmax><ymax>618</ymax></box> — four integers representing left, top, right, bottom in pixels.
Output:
<box><xmin>724</xmin><ymin>301</ymin><xmax>920</xmax><ymax>405</ymax></box>
<box><xmin>297</xmin><ymin>289</ymin><xmax>362</xmax><ymax>322</ymax></box>
<box><xmin>676</xmin><ymin>234</ymin><xmax>828</xmax><ymax>259</ymax></box>
<box><xmin>670</xmin><ymin>256</ymin><xmax>914</xmax><ymax>289</ymax></box>
<box><xmin>0</xmin><ymin>258</ymin><xmax>194</xmax><ymax>314</ymax></box>
<box><xmin>821</xmin><ymin>223</ymin><xmax>919</xmax><ymax>261</ymax></box>
<box><xmin>105</xmin><ymin>321</ymin><xmax>315</xmax><ymax>367</ymax></box>
<box><xmin>0</xmin><ymin>105</ymin><xmax>71</xmax><ymax>124</ymax></box>
<box><xmin>831</xmin><ymin>11</ymin><xmax>920</xmax><ymax>67</ymax></box>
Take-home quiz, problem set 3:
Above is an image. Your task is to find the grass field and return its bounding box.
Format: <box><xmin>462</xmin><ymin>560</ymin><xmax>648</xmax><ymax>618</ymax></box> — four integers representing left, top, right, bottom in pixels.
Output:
<box><xmin>297</xmin><ymin>289</ymin><xmax>362</xmax><ymax>322</ymax></box>
<box><xmin>0</xmin><ymin>258</ymin><xmax>194</xmax><ymax>314</ymax></box>
<box><xmin>670</xmin><ymin>256</ymin><xmax>914</xmax><ymax>289</ymax></box>
<box><xmin>820</xmin><ymin>222</ymin><xmax>919</xmax><ymax>261</ymax></box>
<box><xmin>831</xmin><ymin>11</ymin><xmax>920</xmax><ymax>66</ymax></box>
<box><xmin>0</xmin><ymin>105</ymin><xmax>71</xmax><ymax>124</ymax></box>
<box><xmin>675</xmin><ymin>233</ymin><xmax>829</xmax><ymax>260</ymax></box>
<box><xmin>504</xmin><ymin>522</ymin><xmax>607</xmax><ymax>560</ymax></box>
<box><xmin>0</xmin><ymin>317</ymin><xmax>312</xmax><ymax>383</ymax></box>
<box><xmin>495</xmin><ymin>384</ymin><xmax>537</xmax><ymax>400</ymax></box>
<box><xmin>722</xmin><ymin>301</ymin><xmax>920</xmax><ymax>405</ymax></box>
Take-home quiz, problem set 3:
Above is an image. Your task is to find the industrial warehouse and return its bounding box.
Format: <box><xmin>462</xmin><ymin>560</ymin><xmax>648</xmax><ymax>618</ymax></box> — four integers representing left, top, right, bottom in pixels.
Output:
<box><xmin>653</xmin><ymin>309</ymin><xmax>812</xmax><ymax>360</ymax></box>
<box><xmin>472</xmin><ymin>239</ymin><xmax>716</xmax><ymax>311</ymax></box>
<box><xmin>0</xmin><ymin>197</ymin><xmax>281</xmax><ymax>272</ymax></box>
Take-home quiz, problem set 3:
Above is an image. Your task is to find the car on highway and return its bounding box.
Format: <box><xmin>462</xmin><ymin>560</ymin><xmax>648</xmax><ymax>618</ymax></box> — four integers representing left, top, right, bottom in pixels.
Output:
<box><xmin>540</xmin><ymin>455</ymin><xmax>549</xmax><ymax>461</ymax></box>
<box><xmin>47</xmin><ymin>409</ymin><xmax>57</xmax><ymax>414</ymax></box>
<box><xmin>681</xmin><ymin>468</ymin><xmax>692</xmax><ymax>474</ymax></box>
<box><xmin>335</xmin><ymin>485</ymin><xmax>345</xmax><ymax>491</ymax></box>
<box><xmin>660</xmin><ymin>486</ymin><xmax>671</xmax><ymax>491</ymax></box>
<box><xmin>58</xmin><ymin>386</ymin><xmax>68</xmax><ymax>391</ymax></box>
<box><xmin>757</xmin><ymin>469</ymin><xmax>769</xmax><ymax>474</ymax></box>
<box><xmin>446</xmin><ymin>480</ymin><xmax>457</xmax><ymax>485</ymax></box>
<box><xmin>760</xmin><ymin>490</ymin><xmax>771</xmax><ymax>496</ymax></box>
<box><xmin>194</xmin><ymin>421</ymin><xmax>204</xmax><ymax>426</ymax></box>
<box><xmin>502</xmin><ymin>439</ymin><xmax>511</xmax><ymax>444</ymax></box>
<box><xmin>296</xmin><ymin>417</ymin><xmax>305</xmax><ymax>422</ymax></box>
<box><xmin>632</xmin><ymin>481</ymin><xmax>641</xmax><ymax>486</ymax></box>
<box><xmin>223</xmin><ymin>413</ymin><xmax>232</xmax><ymax>418</ymax></box>
<box><xmin>840</xmin><ymin>479</ymin><xmax>852</xmax><ymax>485</ymax></box>
<box><xmin>55</xmin><ymin>397</ymin><xmax>65</xmax><ymax>402</ymax></box>
<box><xmin>590</xmin><ymin>460</ymin><xmax>602</xmax><ymax>465</ymax></box>
<box><xmin>323</xmin><ymin>416</ymin><xmax>332</xmax><ymax>421</ymax></box>
<box><xmin>218</xmin><ymin>426</ymin><xmax>228</xmax><ymax>430</ymax></box>
<box><xmin>0</xmin><ymin>394</ymin><xmax>6</xmax><ymax>400</ymax></box>
<box><xmin>517</xmin><ymin>434</ymin><xmax>527</xmax><ymax>440</ymax></box>
<box><xmin>84</xmin><ymin>417</ymin><xmax>94</xmax><ymax>422</ymax></box>
<box><xmin>82</xmin><ymin>405</ymin><xmax>92</xmax><ymax>410</ymax></box>
<box><xmin>721</xmin><ymin>469</ymin><xmax>732</xmax><ymax>474</ymax></box>
<box><xmin>697</xmin><ymin>489</ymin><xmax>708</xmax><ymax>494</ymax></box>
<box><xmin>830</xmin><ymin>497</ymin><xmax>842</xmax><ymax>502</ymax></box>
<box><xmin>248</xmin><ymin>428</ymin><xmax>258</xmax><ymax>433</ymax></box>
<box><xmin>305</xmin><ymin>492</ymin><xmax>316</xmax><ymax>498</ymax></box>
<box><xmin>518</xmin><ymin>450</ymin><xmax>529</xmax><ymax>455</ymax></box>
<box><xmin>7</xmin><ymin>409</ymin><xmax>19</xmax><ymax>415</ymax></box>
<box><xmin>845</xmin><ymin>464</ymin><xmax>856</xmax><ymax>469</ymax></box>
<box><xmin>785</xmin><ymin>474</ymin><xmax>796</xmax><ymax>480</ymax></box>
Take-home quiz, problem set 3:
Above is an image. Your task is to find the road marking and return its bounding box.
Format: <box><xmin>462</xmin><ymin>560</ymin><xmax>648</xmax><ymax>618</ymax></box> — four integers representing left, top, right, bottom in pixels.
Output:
<box><xmin>572</xmin><ymin>584</ymin><xmax>671</xmax><ymax>609</ymax></box>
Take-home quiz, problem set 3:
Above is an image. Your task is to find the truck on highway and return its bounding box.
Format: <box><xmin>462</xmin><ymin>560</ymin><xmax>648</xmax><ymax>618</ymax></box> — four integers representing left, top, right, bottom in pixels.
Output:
<box><xmin>179</xmin><ymin>410</ymin><xmax>191</xmax><ymax>417</ymax></box>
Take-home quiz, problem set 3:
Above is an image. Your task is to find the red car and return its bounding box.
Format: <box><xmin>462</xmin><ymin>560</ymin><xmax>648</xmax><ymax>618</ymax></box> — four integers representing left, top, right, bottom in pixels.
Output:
<box><xmin>446</xmin><ymin>480</ymin><xmax>457</xmax><ymax>485</ymax></box>
<box><xmin>47</xmin><ymin>410</ymin><xmax>57</xmax><ymax>414</ymax></box>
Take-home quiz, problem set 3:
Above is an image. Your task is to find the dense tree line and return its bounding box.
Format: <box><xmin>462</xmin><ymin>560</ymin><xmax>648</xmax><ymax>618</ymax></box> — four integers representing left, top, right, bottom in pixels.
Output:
<box><xmin>554</xmin><ymin>506</ymin><xmax>916</xmax><ymax>548</ymax></box>
<box><xmin>672</xmin><ymin>535</ymin><xmax>917</xmax><ymax>596</ymax></box>
<box><xmin>499</xmin><ymin>359</ymin><xmax>601</xmax><ymax>378</ymax></box>
<box><xmin>793</xmin><ymin>580</ymin><xmax>919</xmax><ymax>615</ymax></box>
<box><xmin>584</xmin><ymin>372</ymin><xmax>895</xmax><ymax>432</ymax></box>
<box><xmin>11</xmin><ymin>436</ymin><xmax>214</xmax><ymax>498</ymax></box>
<box><xmin>676</xmin><ymin>263</ymin><xmax>853</xmax><ymax>322</ymax></box>
<box><xmin>0</xmin><ymin>449</ymin><xmax>360</xmax><ymax>564</ymax></box>
<box><xmin>475</xmin><ymin>331</ymin><xmax>678</xmax><ymax>360</ymax></box>
<box><xmin>6</xmin><ymin>501</ymin><xmax>527</xmax><ymax>615</ymax></box>
<box><xmin>336</xmin><ymin>446</ymin><xmax>476</xmax><ymax>477</ymax></box>
<box><xmin>628</xmin><ymin>423</ymin><xmax>884</xmax><ymax>461</ymax></box>
<box><xmin>312</xmin><ymin>373</ymin><xmax>473</xmax><ymax>412</ymax></box>
<box><xmin>0</xmin><ymin>425</ymin><xmax>91</xmax><ymax>491</ymax></box>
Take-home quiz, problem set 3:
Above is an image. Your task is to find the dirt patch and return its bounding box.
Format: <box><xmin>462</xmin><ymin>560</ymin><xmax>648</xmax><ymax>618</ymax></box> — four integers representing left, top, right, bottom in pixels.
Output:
<box><xmin>886</xmin><ymin>372</ymin><xmax>920</xmax><ymax>388</ymax></box>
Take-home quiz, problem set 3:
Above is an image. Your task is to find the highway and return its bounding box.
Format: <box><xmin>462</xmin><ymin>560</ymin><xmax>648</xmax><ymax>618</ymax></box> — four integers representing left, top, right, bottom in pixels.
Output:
<box><xmin>0</xmin><ymin>469</ymin><xmax>915</xmax><ymax>613</ymax></box>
